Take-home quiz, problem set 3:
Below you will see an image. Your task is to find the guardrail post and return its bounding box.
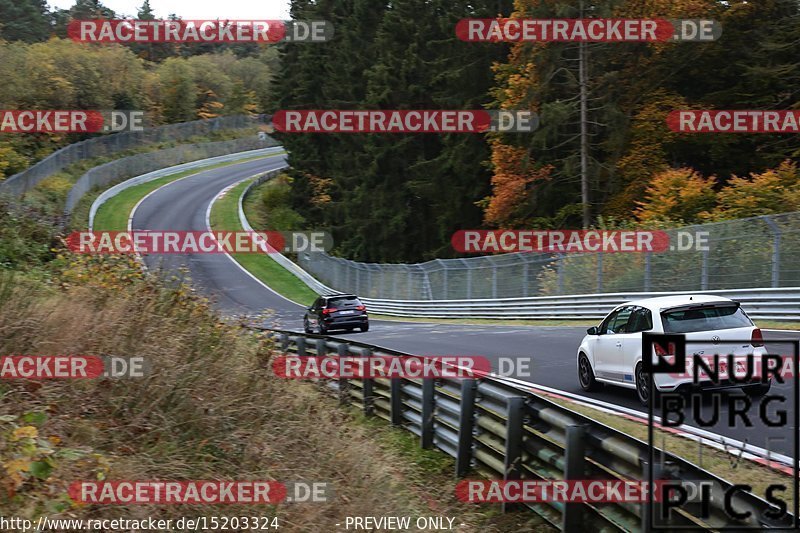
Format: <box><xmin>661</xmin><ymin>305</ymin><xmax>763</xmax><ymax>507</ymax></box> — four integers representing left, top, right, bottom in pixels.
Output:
<box><xmin>641</xmin><ymin>461</ymin><xmax>664</xmax><ymax>533</ymax></box>
<box><xmin>295</xmin><ymin>337</ymin><xmax>307</xmax><ymax>357</ymax></box>
<box><xmin>335</xmin><ymin>343</ymin><xmax>349</xmax><ymax>405</ymax></box>
<box><xmin>562</xmin><ymin>425</ymin><xmax>587</xmax><ymax>532</ymax></box>
<box><xmin>390</xmin><ymin>377</ymin><xmax>403</xmax><ymax>426</ymax></box>
<box><xmin>421</xmin><ymin>378</ymin><xmax>435</xmax><ymax>449</ymax></box>
<box><xmin>455</xmin><ymin>379</ymin><xmax>477</xmax><ymax>477</ymax></box>
<box><xmin>314</xmin><ymin>338</ymin><xmax>327</xmax><ymax>357</ymax></box>
<box><xmin>502</xmin><ymin>396</ymin><xmax>525</xmax><ymax>513</ymax></box>
<box><xmin>279</xmin><ymin>333</ymin><xmax>289</xmax><ymax>351</ymax></box>
<box><xmin>358</xmin><ymin>347</ymin><xmax>374</xmax><ymax>417</ymax></box>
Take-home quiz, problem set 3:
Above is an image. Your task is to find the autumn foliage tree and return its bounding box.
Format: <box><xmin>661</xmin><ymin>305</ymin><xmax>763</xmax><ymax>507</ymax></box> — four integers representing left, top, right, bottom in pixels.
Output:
<box><xmin>482</xmin><ymin>140</ymin><xmax>552</xmax><ymax>227</ymax></box>
<box><xmin>634</xmin><ymin>168</ymin><xmax>717</xmax><ymax>224</ymax></box>
<box><xmin>712</xmin><ymin>160</ymin><xmax>800</xmax><ymax>220</ymax></box>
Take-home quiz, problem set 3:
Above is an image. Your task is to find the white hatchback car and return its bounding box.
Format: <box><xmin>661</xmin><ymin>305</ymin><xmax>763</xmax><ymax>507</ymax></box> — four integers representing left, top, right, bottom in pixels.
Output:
<box><xmin>577</xmin><ymin>295</ymin><xmax>771</xmax><ymax>405</ymax></box>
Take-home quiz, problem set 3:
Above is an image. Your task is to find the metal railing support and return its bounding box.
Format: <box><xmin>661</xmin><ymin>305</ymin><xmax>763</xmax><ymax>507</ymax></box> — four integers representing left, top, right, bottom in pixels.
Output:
<box><xmin>455</xmin><ymin>379</ymin><xmax>477</xmax><ymax>477</ymax></box>
<box><xmin>502</xmin><ymin>396</ymin><xmax>526</xmax><ymax>513</ymax></box>
<box><xmin>562</xmin><ymin>425</ymin><xmax>587</xmax><ymax>532</ymax></box>
<box><xmin>421</xmin><ymin>378</ymin><xmax>435</xmax><ymax>449</ymax></box>
<box><xmin>335</xmin><ymin>342</ymin><xmax>349</xmax><ymax>405</ymax></box>
<box><xmin>390</xmin><ymin>378</ymin><xmax>403</xmax><ymax>426</ymax></box>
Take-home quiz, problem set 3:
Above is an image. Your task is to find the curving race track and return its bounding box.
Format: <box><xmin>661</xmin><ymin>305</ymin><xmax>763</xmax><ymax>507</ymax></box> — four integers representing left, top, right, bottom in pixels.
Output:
<box><xmin>131</xmin><ymin>156</ymin><xmax>797</xmax><ymax>459</ymax></box>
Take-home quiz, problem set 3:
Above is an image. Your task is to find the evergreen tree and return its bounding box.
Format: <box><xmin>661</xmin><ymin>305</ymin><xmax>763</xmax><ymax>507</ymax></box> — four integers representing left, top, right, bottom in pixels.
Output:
<box><xmin>0</xmin><ymin>0</ymin><xmax>52</xmax><ymax>42</ymax></box>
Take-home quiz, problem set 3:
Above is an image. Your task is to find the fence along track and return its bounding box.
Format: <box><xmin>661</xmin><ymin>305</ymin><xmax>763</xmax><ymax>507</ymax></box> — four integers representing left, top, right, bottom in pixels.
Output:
<box><xmin>0</xmin><ymin>115</ymin><xmax>266</xmax><ymax>198</ymax></box>
<box><xmin>237</xmin><ymin>175</ymin><xmax>800</xmax><ymax>321</ymax></box>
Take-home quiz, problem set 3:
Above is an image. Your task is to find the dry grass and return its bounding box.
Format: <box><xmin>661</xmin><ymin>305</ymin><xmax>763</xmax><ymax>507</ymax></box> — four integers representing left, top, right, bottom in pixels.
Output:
<box><xmin>0</xmin><ymin>255</ymin><xmax>549</xmax><ymax>531</ymax></box>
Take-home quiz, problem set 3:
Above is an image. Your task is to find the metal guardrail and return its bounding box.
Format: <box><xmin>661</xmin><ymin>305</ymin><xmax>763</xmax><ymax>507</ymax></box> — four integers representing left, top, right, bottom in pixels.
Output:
<box><xmin>266</xmin><ymin>328</ymin><xmax>795</xmax><ymax>531</ymax></box>
<box><xmin>357</xmin><ymin>287</ymin><xmax>800</xmax><ymax>321</ymax></box>
<box><xmin>68</xmin><ymin>137</ymin><xmax>279</xmax><ymax>217</ymax></box>
<box><xmin>239</xmin><ymin>170</ymin><xmax>339</xmax><ymax>298</ymax></box>
<box><xmin>88</xmin><ymin>146</ymin><xmax>285</xmax><ymax>230</ymax></box>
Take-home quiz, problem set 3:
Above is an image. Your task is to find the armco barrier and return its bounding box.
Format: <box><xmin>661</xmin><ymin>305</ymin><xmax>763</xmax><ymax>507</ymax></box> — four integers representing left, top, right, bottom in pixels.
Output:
<box><xmin>267</xmin><ymin>328</ymin><xmax>795</xmax><ymax>531</ymax></box>
<box><xmin>88</xmin><ymin>146</ymin><xmax>285</xmax><ymax>230</ymax></box>
<box><xmin>239</xmin><ymin>172</ymin><xmax>340</xmax><ymax>298</ymax></box>
<box><xmin>356</xmin><ymin>287</ymin><xmax>800</xmax><ymax>321</ymax></box>
<box><xmin>68</xmin><ymin>137</ymin><xmax>279</xmax><ymax>216</ymax></box>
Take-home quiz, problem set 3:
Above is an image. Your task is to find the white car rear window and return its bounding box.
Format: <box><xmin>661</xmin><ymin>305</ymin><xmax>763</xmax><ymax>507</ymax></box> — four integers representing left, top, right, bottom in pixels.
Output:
<box><xmin>661</xmin><ymin>305</ymin><xmax>752</xmax><ymax>333</ymax></box>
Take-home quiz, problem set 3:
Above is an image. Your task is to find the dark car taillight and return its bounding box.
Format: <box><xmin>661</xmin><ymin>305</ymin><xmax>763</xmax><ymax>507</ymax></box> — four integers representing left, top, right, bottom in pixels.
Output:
<box><xmin>322</xmin><ymin>307</ymin><xmax>337</xmax><ymax>315</ymax></box>
<box><xmin>356</xmin><ymin>305</ymin><xmax>366</xmax><ymax>311</ymax></box>
<box><xmin>751</xmin><ymin>328</ymin><xmax>764</xmax><ymax>347</ymax></box>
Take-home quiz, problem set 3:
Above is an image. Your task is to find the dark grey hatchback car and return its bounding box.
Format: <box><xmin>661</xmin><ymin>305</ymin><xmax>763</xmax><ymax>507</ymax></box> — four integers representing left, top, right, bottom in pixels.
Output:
<box><xmin>304</xmin><ymin>294</ymin><xmax>369</xmax><ymax>334</ymax></box>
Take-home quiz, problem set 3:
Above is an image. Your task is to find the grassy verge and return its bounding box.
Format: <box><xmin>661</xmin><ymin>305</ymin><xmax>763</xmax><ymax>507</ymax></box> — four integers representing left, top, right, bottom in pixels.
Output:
<box><xmin>209</xmin><ymin>178</ymin><xmax>318</xmax><ymax>305</ymax></box>
<box><xmin>0</xmin><ymin>252</ymin><xmax>526</xmax><ymax>531</ymax></box>
<box><xmin>0</xmin><ymin>198</ymin><xmax>539</xmax><ymax>530</ymax></box>
<box><xmin>543</xmin><ymin>394</ymin><xmax>794</xmax><ymax>511</ymax></box>
<box><xmin>754</xmin><ymin>320</ymin><xmax>800</xmax><ymax>331</ymax></box>
<box><xmin>92</xmin><ymin>153</ymin><xmax>283</xmax><ymax>231</ymax></box>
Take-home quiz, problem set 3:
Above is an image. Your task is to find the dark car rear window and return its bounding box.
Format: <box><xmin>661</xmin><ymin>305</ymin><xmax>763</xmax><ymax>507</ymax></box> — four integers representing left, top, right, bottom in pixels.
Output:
<box><xmin>661</xmin><ymin>305</ymin><xmax>752</xmax><ymax>333</ymax></box>
<box><xmin>327</xmin><ymin>296</ymin><xmax>362</xmax><ymax>307</ymax></box>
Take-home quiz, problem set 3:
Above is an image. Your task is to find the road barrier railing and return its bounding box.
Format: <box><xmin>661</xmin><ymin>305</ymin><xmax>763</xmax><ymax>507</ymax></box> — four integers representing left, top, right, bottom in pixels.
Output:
<box><xmin>356</xmin><ymin>287</ymin><xmax>800</xmax><ymax>321</ymax></box>
<box><xmin>69</xmin><ymin>137</ymin><xmax>279</xmax><ymax>218</ymax></box>
<box><xmin>239</xmin><ymin>171</ymin><xmax>339</xmax><ymax>297</ymax></box>
<box><xmin>266</xmin><ymin>328</ymin><xmax>794</xmax><ymax>532</ymax></box>
<box><xmin>88</xmin><ymin>146</ymin><xmax>285</xmax><ymax>230</ymax></box>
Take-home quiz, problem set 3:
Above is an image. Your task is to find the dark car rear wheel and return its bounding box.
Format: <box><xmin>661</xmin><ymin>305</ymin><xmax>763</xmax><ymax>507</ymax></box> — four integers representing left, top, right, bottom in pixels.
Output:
<box><xmin>318</xmin><ymin>322</ymin><xmax>328</xmax><ymax>335</ymax></box>
<box><xmin>578</xmin><ymin>353</ymin><xmax>600</xmax><ymax>392</ymax></box>
<box><xmin>303</xmin><ymin>318</ymin><xmax>312</xmax><ymax>334</ymax></box>
<box><xmin>360</xmin><ymin>323</ymin><xmax>369</xmax><ymax>332</ymax></box>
